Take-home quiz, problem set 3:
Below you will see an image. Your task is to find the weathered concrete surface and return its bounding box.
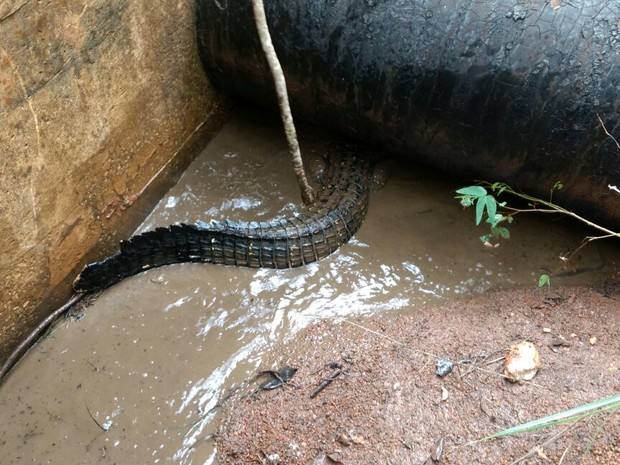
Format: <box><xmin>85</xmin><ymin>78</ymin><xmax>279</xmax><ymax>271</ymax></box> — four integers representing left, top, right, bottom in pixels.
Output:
<box><xmin>0</xmin><ymin>1</ymin><xmax>228</xmax><ymax>365</ymax></box>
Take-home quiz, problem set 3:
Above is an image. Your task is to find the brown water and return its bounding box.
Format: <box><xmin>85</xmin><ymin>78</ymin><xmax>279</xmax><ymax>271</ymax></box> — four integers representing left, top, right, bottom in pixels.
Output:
<box><xmin>0</xmin><ymin>109</ymin><xmax>616</xmax><ymax>464</ymax></box>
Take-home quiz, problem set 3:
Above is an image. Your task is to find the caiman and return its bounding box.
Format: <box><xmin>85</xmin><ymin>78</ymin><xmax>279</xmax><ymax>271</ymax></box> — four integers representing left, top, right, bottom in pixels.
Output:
<box><xmin>73</xmin><ymin>145</ymin><xmax>373</xmax><ymax>292</ymax></box>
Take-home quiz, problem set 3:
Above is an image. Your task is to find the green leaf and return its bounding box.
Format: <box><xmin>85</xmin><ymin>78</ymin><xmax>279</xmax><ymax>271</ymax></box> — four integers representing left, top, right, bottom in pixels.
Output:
<box><xmin>538</xmin><ymin>274</ymin><xmax>550</xmax><ymax>287</ymax></box>
<box><xmin>553</xmin><ymin>181</ymin><xmax>564</xmax><ymax>191</ymax></box>
<box><xmin>475</xmin><ymin>196</ymin><xmax>486</xmax><ymax>225</ymax></box>
<box><xmin>490</xmin><ymin>226</ymin><xmax>510</xmax><ymax>239</ymax></box>
<box><xmin>485</xmin><ymin>196</ymin><xmax>497</xmax><ymax>224</ymax></box>
<box><xmin>456</xmin><ymin>186</ymin><xmax>487</xmax><ymax>197</ymax></box>
<box><xmin>497</xmin><ymin>227</ymin><xmax>510</xmax><ymax>239</ymax></box>
<box><xmin>491</xmin><ymin>182</ymin><xmax>509</xmax><ymax>195</ymax></box>
<box><xmin>486</xmin><ymin>214</ymin><xmax>502</xmax><ymax>227</ymax></box>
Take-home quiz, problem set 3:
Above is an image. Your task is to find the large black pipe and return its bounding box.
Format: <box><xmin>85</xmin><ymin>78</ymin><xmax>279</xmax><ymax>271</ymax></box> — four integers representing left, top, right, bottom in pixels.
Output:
<box><xmin>197</xmin><ymin>0</ymin><xmax>619</xmax><ymax>227</ymax></box>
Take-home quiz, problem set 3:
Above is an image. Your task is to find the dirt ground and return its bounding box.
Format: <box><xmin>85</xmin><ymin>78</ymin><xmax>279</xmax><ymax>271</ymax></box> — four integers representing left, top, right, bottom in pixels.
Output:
<box><xmin>215</xmin><ymin>276</ymin><xmax>620</xmax><ymax>464</ymax></box>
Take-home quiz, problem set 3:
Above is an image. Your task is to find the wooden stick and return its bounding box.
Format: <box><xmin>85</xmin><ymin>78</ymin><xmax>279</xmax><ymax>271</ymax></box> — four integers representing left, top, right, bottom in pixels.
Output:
<box><xmin>251</xmin><ymin>0</ymin><xmax>316</xmax><ymax>205</ymax></box>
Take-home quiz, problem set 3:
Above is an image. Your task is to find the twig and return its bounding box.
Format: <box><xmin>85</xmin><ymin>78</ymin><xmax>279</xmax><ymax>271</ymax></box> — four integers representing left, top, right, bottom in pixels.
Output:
<box><xmin>345</xmin><ymin>320</ymin><xmax>442</xmax><ymax>359</ymax></box>
<box><xmin>493</xmin><ymin>186</ymin><xmax>618</xmax><ymax>239</ymax></box>
<box><xmin>556</xmin><ymin>233</ymin><xmax>616</xmax><ymax>266</ymax></box>
<box><xmin>251</xmin><ymin>0</ymin><xmax>315</xmax><ymax>205</ymax></box>
<box><xmin>509</xmin><ymin>419</ymin><xmax>582</xmax><ymax>465</ymax></box>
<box><xmin>583</xmin><ymin>412</ymin><xmax>612</xmax><ymax>456</ymax></box>
<box><xmin>344</xmin><ymin>320</ymin><xmax>549</xmax><ymax>389</ymax></box>
<box><xmin>85</xmin><ymin>360</ymin><xmax>101</xmax><ymax>372</ymax></box>
<box><xmin>310</xmin><ymin>368</ymin><xmax>343</xmax><ymax>398</ymax></box>
<box><xmin>480</xmin><ymin>183</ymin><xmax>619</xmax><ymax>270</ymax></box>
<box><xmin>597</xmin><ymin>113</ymin><xmax>620</xmax><ymax>151</ymax></box>
<box><xmin>459</xmin><ymin>355</ymin><xmax>505</xmax><ymax>379</ymax></box>
<box><xmin>558</xmin><ymin>444</ymin><xmax>571</xmax><ymax>465</ymax></box>
<box><xmin>0</xmin><ymin>293</ymin><xmax>86</xmax><ymax>382</ymax></box>
<box><xmin>85</xmin><ymin>401</ymin><xmax>108</xmax><ymax>432</ymax></box>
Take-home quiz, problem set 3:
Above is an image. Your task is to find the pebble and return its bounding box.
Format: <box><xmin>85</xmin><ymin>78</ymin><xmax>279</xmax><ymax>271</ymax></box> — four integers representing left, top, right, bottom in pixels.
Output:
<box><xmin>435</xmin><ymin>359</ymin><xmax>454</xmax><ymax>377</ymax></box>
<box><xmin>504</xmin><ymin>341</ymin><xmax>541</xmax><ymax>382</ymax></box>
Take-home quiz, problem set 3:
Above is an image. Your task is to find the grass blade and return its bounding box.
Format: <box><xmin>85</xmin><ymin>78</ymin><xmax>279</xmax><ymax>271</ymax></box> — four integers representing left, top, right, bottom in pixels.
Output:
<box><xmin>482</xmin><ymin>394</ymin><xmax>620</xmax><ymax>440</ymax></box>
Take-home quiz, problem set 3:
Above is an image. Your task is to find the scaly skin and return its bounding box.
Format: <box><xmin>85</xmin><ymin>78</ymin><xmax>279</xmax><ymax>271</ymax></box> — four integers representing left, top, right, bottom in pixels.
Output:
<box><xmin>73</xmin><ymin>147</ymin><xmax>372</xmax><ymax>292</ymax></box>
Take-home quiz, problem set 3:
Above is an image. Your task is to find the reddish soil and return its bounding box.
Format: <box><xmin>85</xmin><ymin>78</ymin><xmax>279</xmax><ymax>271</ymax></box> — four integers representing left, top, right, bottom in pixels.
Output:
<box><xmin>215</xmin><ymin>279</ymin><xmax>620</xmax><ymax>464</ymax></box>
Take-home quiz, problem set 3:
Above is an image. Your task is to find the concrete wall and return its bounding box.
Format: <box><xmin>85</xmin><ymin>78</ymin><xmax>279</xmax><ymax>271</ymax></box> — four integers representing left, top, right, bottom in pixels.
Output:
<box><xmin>0</xmin><ymin>1</ymin><xmax>228</xmax><ymax>365</ymax></box>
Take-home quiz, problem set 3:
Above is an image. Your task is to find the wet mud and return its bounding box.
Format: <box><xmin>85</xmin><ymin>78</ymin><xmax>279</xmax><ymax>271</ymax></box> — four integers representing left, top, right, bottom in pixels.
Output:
<box><xmin>216</xmin><ymin>284</ymin><xmax>620</xmax><ymax>464</ymax></box>
<box><xmin>0</xmin><ymin>109</ymin><xmax>617</xmax><ymax>464</ymax></box>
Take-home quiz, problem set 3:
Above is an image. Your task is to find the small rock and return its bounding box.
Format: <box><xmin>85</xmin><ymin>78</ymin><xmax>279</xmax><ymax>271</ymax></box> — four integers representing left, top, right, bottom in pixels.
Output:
<box><xmin>503</xmin><ymin>341</ymin><xmax>541</xmax><ymax>382</ymax></box>
<box><xmin>431</xmin><ymin>436</ymin><xmax>445</xmax><ymax>462</ymax></box>
<box><xmin>348</xmin><ymin>432</ymin><xmax>366</xmax><ymax>445</ymax></box>
<box><xmin>551</xmin><ymin>335</ymin><xmax>570</xmax><ymax>347</ymax></box>
<box><xmin>542</xmin><ymin>327</ymin><xmax>552</xmax><ymax>333</ymax></box>
<box><xmin>336</xmin><ymin>431</ymin><xmax>364</xmax><ymax>446</ymax></box>
<box><xmin>337</xmin><ymin>433</ymin><xmax>351</xmax><ymax>446</ymax></box>
<box><xmin>435</xmin><ymin>359</ymin><xmax>454</xmax><ymax>377</ymax></box>
<box><xmin>440</xmin><ymin>385</ymin><xmax>449</xmax><ymax>401</ymax></box>
<box><xmin>311</xmin><ymin>452</ymin><xmax>327</xmax><ymax>465</ymax></box>
<box><xmin>589</xmin><ymin>336</ymin><xmax>597</xmax><ymax>345</ymax></box>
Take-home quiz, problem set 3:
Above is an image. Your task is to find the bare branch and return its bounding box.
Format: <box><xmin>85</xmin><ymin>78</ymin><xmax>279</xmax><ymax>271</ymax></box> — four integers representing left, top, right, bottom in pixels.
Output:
<box><xmin>597</xmin><ymin>113</ymin><xmax>620</xmax><ymax>151</ymax></box>
<box><xmin>488</xmin><ymin>183</ymin><xmax>619</xmax><ymax>239</ymax></box>
<box><xmin>251</xmin><ymin>0</ymin><xmax>315</xmax><ymax>205</ymax></box>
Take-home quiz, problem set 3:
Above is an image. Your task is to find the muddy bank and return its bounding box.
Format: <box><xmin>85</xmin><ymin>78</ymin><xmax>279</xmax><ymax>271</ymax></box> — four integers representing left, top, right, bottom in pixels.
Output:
<box><xmin>216</xmin><ymin>283</ymin><xmax>620</xmax><ymax>464</ymax></box>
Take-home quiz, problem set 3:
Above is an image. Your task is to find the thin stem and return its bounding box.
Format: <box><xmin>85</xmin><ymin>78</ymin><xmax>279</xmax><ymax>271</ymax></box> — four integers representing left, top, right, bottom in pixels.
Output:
<box><xmin>491</xmin><ymin>184</ymin><xmax>619</xmax><ymax>239</ymax></box>
<box><xmin>251</xmin><ymin>0</ymin><xmax>315</xmax><ymax>205</ymax></box>
<box><xmin>560</xmin><ymin>233</ymin><xmax>616</xmax><ymax>264</ymax></box>
<box><xmin>597</xmin><ymin>113</ymin><xmax>620</xmax><ymax>151</ymax></box>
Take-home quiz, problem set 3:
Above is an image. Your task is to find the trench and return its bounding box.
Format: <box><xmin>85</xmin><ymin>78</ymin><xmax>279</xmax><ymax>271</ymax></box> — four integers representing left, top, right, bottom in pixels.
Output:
<box><xmin>0</xmin><ymin>108</ymin><xmax>617</xmax><ymax>464</ymax></box>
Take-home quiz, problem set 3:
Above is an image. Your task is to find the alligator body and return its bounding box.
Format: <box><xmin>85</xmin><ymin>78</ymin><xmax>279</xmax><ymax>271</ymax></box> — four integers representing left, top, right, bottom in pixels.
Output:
<box><xmin>73</xmin><ymin>147</ymin><xmax>372</xmax><ymax>292</ymax></box>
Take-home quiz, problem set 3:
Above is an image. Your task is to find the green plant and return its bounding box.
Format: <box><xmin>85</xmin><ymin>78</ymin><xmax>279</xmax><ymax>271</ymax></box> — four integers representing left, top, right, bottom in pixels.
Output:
<box><xmin>455</xmin><ymin>185</ymin><xmax>512</xmax><ymax>246</ymax></box>
<box><xmin>455</xmin><ymin>182</ymin><xmax>619</xmax><ymax>287</ymax></box>
<box><xmin>474</xmin><ymin>395</ymin><xmax>620</xmax><ymax>464</ymax></box>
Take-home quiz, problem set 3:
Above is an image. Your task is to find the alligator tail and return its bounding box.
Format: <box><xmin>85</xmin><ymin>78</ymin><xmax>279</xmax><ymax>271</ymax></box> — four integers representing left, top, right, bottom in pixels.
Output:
<box><xmin>72</xmin><ymin>209</ymin><xmax>364</xmax><ymax>292</ymax></box>
<box><xmin>73</xmin><ymin>149</ymin><xmax>372</xmax><ymax>293</ymax></box>
<box><xmin>73</xmin><ymin>224</ymin><xmax>210</xmax><ymax>292</ymax></box>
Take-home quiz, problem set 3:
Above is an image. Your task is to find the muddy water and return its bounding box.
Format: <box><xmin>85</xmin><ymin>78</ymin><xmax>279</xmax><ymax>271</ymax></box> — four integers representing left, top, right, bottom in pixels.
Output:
<box><xmin>0</xmin><ymin>109</ymin><xmax>616</xmax><ymax>464</ymax></box>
